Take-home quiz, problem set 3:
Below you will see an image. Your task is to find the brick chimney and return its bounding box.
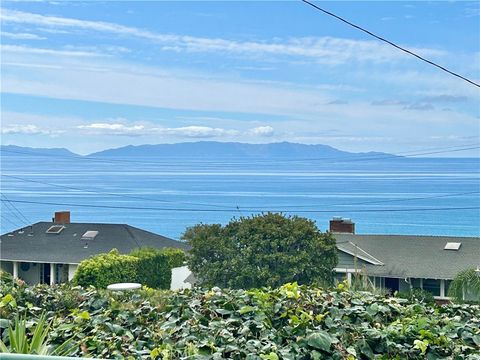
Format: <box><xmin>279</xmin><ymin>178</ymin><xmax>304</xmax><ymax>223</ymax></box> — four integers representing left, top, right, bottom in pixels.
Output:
<box><xmin>329</xmin><ymin>217</ymin><xmax>355</xmax><ymax>234</ymax></box>
<box><xmin>54</xmin><ymin>211</ymin><xmax>70</xmax><ymax>224</ymax></box>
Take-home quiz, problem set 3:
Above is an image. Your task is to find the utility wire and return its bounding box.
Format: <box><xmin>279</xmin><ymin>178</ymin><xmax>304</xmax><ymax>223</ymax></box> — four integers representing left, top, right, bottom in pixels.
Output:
<box><xmin>3</xmin><ymin>174</ymin><xmax>478</xmax><ymax>211</ymax></box>
<box><xmin>301</xmin><ymin>0</ymin><xmax>480</xmax><ymax>88</ymax></box>
<box><xmin>283</xmin><ymin>145</ymin><xmax>480</xmax><ymax>163</ymax></box>
<box><xmin>275</xmin><ymin>191</ymin><xmax>480</xmax><ymax>209</ymax></box>
<box><xmin>1</xmin><ymin>174</ymin><xmax>234</xmax><ymax>209</ymax></box>
<box><xmin>1</xmin><ymin>194</ymin><xmax>31</xmax><ymax>225</ymax></box>
<box><xmin>1</xmin><ymin>214</ymin><xmax>23</xmax><ymax>229</ymax></box>
<box><xmin>2</xmin><ymin>198</ymin><xmax>478</xmax><ymax>214</ymax></box>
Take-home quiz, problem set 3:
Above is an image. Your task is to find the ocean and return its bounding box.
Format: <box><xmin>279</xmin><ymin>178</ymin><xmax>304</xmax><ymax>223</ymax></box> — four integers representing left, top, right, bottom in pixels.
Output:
<box><xmin>1</xmin><ymin>154</ymin><xmax>479</xmax><ymax>239</ymax></box>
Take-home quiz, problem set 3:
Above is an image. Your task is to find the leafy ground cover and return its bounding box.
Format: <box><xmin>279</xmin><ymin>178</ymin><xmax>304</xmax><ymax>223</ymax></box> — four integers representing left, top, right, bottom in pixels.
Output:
<box><xmin>1</xmin><ymin>276</ymin><xmax>479</xmax><ymax>359</ymax></box>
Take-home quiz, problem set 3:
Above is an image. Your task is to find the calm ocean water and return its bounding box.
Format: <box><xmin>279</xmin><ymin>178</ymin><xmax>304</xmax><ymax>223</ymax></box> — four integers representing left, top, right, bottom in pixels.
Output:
<box><xmin>1</xmin><ymin>155</ymin><xmax>479</xmax><ymax>239</ymax></box>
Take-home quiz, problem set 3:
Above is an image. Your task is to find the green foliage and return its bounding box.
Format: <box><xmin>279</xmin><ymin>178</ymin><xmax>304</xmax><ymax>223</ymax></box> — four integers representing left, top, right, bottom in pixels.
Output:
<box><xmin>0</xmin><ymin>312</ymin><xmax>76</xmax><ymax>355</ymax></box>
<box><xmin>1</xmin><ymin>279</ymin><xmax>479</xmax><ymax>359</ymax></box>
<box><xmin>183</xmin><ymin>213</ymin><xmax>338</xmax><ymax>289</ymax></box>
<box><xmin>73</xmin><ymin>249</ymin><xmax>139</xmax><ymax>288</ymax></box>
<box><xmin>161</xmin><ymin>247</ymin><xmax>187</xmax><ymax>268</ymax></box>
<box><xmin>73</xmin><ymin>247</ymin><xmax>185</xmax><ymax>289</ymax></box>
<box><xmin>396</xmin><ymin>288</ymin><xmax>435</xmax><ymax>305</ymax></box>
<box><xmin>449</xmin><ymin>268</ymin><xmax>480</xmax><ymax>303</ymax></box>
<box><xmin>130</xmin><ymin>248</ymin><xmax>172</xmax><ymax>289</ymax></box>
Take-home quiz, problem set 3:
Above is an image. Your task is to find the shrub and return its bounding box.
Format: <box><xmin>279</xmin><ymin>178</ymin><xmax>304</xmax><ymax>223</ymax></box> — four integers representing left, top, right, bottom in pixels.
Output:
<box><xmin>130</xmin><ymin>248</ymin><xmax>172</xmax><ymax>289</ymax></box>
<box><xmin>448</xmin><ymin>268</ymin><xmax>480</xmax><ymax>303</ymax></box>
<box><xmin>0</xmin><ymin>312</ymin><xmax>76</xmax><ymax>356</ymax></box>
<box><xmin>73</xmin><ymin>249</ymin><xmax>139</xmax><ymax>288</ymax></box>
<box><xmin>396</xmin><ymin>288</ymin><xmax>435</xmax><ymax>305</ymax></box>
<box><xmin>183</xmin><ymin>213</ymin><xmax>337</xmax><ymax>289</ymax></box>
<box><xmin>161</xmin><ymin>248</ymin><xmax>187</xmax><ymax>268</ymax></box>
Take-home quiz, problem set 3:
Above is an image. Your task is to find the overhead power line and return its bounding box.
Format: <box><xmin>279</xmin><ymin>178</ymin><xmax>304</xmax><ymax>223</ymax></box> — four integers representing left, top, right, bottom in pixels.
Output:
<box><xmin>1</xmin><ymin>174</ymin><xmax>233</xmax><ymax>209</ymax></box>
<box><xmin>1</xmin><ymin>214</ymin><xmax>23</xmax><ymax>229</ymax></box>
<box><xmin>278</xmin><ymin>190</ymin><xmax>480</xmax><ymax>209</ymax></box>
<box><xmin>2</xmin><ymin>174</ymin><xmax>478</xmax><ymax>211</ymax></box>
<box><xmin>283</xmin><ymin>145</ymin><xmax>480</xmax><ymax>163</ymax></box>
<box><xmin>1</xmin><ymin>194</ymin><xmax>31</xmax><ymax>226</ymax></box>
<box><xmin>301</xmin><ymin>0</ymin><xmax>480</xmax><ymax>88</ymax></box>
<box><xmin>2</xmin><ymin>198</ymin><xmax>478</xmax><ymax>215</ymax></box>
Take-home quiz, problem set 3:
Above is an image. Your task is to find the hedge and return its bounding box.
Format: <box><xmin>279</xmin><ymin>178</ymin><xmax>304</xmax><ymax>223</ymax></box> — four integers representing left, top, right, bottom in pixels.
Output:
<box><xmin>73</xmin><ymin>249</ymin><xmax>138</xmax><ymax>288</ymax></box>
<box><xmin>73</xmin><ymin>247</ymin><xmax>187</xmax><ymax>289</ymax></box>
<box><xmin>161</xmin><ymin>247</ymin><xmax>187</xmax><ymax>268</ymax></box>
<box><xmin>130</xmin><ymin>248</ymin><xmax>171</xmax><ymax>289</ymax></box>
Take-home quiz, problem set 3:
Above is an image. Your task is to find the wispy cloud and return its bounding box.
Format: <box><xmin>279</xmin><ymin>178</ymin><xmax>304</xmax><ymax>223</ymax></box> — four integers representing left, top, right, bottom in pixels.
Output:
<box><xmin>1</xmin><ymin>123</ymin><xmax>62</xmax><ymax>136</ymax></box>
<box><xmin>420</xmin><ymin>94</ymin><xmax>469</xmax><ymax>103</ymax></box>
<box><xmin>74</xmin><ymin>119</ymin><xmax>282</xmax><ymax>139</ymax></box>
<box><xmin>403</xmin><ymin>102</ymin><xmax>435</xmax><ymax>111</ymax></box>
<box><xmin>76</xmin><ymin>122</ymin><xmax>277</xmax><ymax>139</ymax></box>
<box><xmin>2</xmin><ymin>31</ymin><xmax>46</xmax><ymax>40</ymax></box>
<box><xmin>248</xmin><ymin>126</ymin><xmax>274</xmax><ymax>137</ymax></box>
<box><xmin>77</xmin><ymin>122</ymin><xmax>145</xmax><ymax>135</ymax></box>
<box><xmin>160</xmin><ymin>126</ymin><xmax>240</xmax><ymax>138</ymax></box>
<box><xmin>0</xmin><ymin>9</ymin><xmax>446</xmax><ymax>65</ymax></box>
<box><xmin>1</xmin><ymin>44</ymin><xmax>105</xmax><ymax>57</ymax></box>
<box><xmin>371</xmin><ymin>99</ymin><xmax>407</xmax><ymax>106</ymax></box>
<box><xmin>327</xmin><ymin>99</ymin><xmax>349</xmax><ymax>105</ymax></box>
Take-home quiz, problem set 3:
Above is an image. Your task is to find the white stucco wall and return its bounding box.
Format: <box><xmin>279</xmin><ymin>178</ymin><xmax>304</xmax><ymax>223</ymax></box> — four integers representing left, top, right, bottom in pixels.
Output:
<box><xmin>68</xmin><ymin>264</ymin><xmax>78</xmax><ymax>281</ymax></box>
<box><xmin>171</xmin><ymin>265</ymin><xmax>192</xmax><ymax>290</ymax></box>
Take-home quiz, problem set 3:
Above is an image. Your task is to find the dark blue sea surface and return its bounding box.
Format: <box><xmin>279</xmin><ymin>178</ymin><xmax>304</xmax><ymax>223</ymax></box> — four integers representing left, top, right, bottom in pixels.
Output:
<box><xmin>1</xmin><ymin>155</ymin><xmax>479</xmax><ymax>238</ymax></box>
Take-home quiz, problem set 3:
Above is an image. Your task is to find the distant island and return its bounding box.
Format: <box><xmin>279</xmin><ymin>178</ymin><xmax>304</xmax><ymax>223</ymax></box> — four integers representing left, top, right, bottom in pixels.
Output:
<box><xmin>1</xmin><ymin>141</ymin><xmax>395</xmax><ymax>160</ymax></box>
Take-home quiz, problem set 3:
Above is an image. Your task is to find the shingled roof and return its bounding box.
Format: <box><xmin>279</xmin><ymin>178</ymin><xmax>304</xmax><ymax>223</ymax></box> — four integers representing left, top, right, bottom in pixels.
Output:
<box><xmin>0</xmin><ymin>222</ymin><xmax>189</xmax><ymax>264</ymax></box>
<box><xmin>334</xmin><ymin>233</ymin><xmax>480</xmax><ymax>280</ymax></box>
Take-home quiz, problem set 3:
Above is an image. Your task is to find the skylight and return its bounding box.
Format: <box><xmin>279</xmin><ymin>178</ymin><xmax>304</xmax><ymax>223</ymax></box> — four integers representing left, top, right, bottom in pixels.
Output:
<box><xmin>444</xmin><ymin>242</ymin><xmax>462</xmax><ymax>251</ymax></box>
<box><xmin>46</xmin><ymin>225</ymin><xmax>65</xmax><ymax>234</ymax></box>
<box><xmin>81</xmin><ymin>230</ymin><xmax>99</xmax><ymax>241</ymax></box>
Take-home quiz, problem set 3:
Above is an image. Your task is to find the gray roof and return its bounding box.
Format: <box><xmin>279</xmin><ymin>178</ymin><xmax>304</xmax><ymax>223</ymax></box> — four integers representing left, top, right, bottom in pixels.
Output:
<box><xmin>334</xmin><ymin>233</ymin><xmax>480</xmax><ymax>280</ymax></box>
<box><xmin>0</xmin><ymin>222</ymin><xmax>189</xmax><ymax>264</ymax></box>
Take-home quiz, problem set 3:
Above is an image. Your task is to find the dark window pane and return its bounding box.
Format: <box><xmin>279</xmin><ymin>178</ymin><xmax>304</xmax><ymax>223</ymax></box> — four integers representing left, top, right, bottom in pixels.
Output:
<box><xmin>423</xmin><ymin>279</ymin><xmax>440</xmax><ymax>296</ymax></box>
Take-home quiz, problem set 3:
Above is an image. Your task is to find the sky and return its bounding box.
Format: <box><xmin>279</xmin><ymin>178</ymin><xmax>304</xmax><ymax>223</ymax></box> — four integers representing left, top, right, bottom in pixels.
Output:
<box><xmin>1</xmin><ymin>0</ymin><xmax>479</xmax><ymax>155</ymax></box>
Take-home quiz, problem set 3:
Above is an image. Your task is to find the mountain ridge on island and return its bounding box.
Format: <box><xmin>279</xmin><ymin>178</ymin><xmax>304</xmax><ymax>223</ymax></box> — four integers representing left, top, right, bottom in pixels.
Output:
<box><xmin>1</xmin><ymin>142</ymin><xmax>396</xmax><ymax>159</ymax></box>
<box><xmin>88</xmin><ymin>141</ymin><xmax>394</xmax><ymax>159</ymax></box>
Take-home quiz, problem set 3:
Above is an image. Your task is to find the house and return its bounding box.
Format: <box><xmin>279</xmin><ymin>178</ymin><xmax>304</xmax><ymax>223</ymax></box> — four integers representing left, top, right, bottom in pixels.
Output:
<box><xmin>330</xmin><ymin>217</ymin><xmax>480</xmax><ymax>300</ymax></box>
<box><xmin>0</xmin><ymin>211</ymin><xmax>191</xmax><ymax>289</ymax></box>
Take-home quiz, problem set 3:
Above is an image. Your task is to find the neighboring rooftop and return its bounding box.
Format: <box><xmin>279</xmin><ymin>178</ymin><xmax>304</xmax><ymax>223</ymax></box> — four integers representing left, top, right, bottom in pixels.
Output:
<box><xmin>334</xmin><ymin>233</ymin><xmax>480</xmax><ymax>280</ymax></box>
<box><xmin>1</xmin><ymin>220</ymin><xmax>189</xmax><ymax>264</ymax></box>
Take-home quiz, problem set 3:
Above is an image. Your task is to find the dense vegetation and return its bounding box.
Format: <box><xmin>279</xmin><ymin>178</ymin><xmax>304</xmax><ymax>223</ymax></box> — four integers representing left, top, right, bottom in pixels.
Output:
<box><xmin>448</xmin><ymin>268</ymin><xmax>480</xmax><ymax>302</ymax></box>
<box><xmin>73</xmin><ymin>248</ymin><xmax>186</xmax><ymax>289</ymax></box>
<box><xmin>1</xmin><ymin>274</ymin><xmax>479</xmax><ymax>359</ymax></box>
<box><xmin>183</xmin><ymin>213</ymin><xmax>338</xmax><ymax>289</ymax></box>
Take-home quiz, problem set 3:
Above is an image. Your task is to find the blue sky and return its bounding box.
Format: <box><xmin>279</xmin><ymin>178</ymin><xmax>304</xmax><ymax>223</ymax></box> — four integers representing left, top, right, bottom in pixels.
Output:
<box><xmin>1</xmin><ymin>1</ymin><xmax>479</xmax><ymax>155</ymax></box>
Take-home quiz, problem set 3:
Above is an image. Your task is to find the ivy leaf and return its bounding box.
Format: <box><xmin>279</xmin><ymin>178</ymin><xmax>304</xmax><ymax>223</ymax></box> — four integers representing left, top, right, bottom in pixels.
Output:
<box><xmin>239</xmin><ymin>306</ymin><xmax>256</xmax><ymax>314</ymax></box>
<box><xmin>307</xmin><ymin>331</ymin><xmax>334</xmax><ymax>352</ymax></box>
<box><xmin>260</xmin><ymin>352</ymin><xmax>279</xmax><ymax>360</ymax></box>
<box><xmin>414</xmin><ymin>339</ymin><xmax>429</xmax><ymax>354</ymax></box>
<box><xmin>472</xmin><ymin>334</ymin><xmax>480</xmax><ymax>346</ymax></box>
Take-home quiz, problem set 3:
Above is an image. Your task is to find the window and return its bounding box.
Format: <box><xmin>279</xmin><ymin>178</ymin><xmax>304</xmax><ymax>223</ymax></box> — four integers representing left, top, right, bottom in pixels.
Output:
<box><xmin>423</xmin><ymin>279</ymin><xmax>440</xmax><ymax>296</ymax></box>
<box><xmin>335</xmin><ymin>272</ymin><xmax>347</xmax><ymax>284</ymax></box>
<box><xmin>444</xmin><ymin>280</ymin><xmax>452</xmax><ymax>297</ymax></box>
<box><xmin>411</xmin><ymin>278</ymin><xmax>422</xmax><ymax>289</ymax></box>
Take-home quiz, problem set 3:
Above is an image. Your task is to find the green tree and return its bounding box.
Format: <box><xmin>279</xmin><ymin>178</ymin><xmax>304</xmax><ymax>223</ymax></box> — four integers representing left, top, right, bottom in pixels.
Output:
<box><xmin>183</xmin><ymin>213</ymin><xmax>338</xmax><ymax>289</ymax></box>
